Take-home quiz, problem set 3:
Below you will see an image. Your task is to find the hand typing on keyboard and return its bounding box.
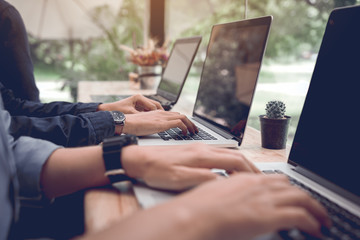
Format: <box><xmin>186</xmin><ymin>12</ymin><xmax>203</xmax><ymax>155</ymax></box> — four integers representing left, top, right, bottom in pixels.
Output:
<box><xmin>163</xmin><ymin>173</ymin><xmax>331</xmax><ymax>240</ymax></box>
<box><xmin>263</xmin><ymin>170</ymin><xmax>360</xmax><ymax>240</ymax></box>
<box><xmin>122</xmin><ymin>110</ymin><xmax>198</xmax><ymax>136</ymax></box>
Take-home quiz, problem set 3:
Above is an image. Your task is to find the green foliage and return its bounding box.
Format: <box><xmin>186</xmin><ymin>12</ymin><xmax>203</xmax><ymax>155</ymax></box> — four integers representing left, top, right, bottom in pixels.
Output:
<box><xmin>30</xmin><ymin>0</ymin><xmax>360</xmax><ymax>98</ymax></box>
<box><xmin>180</xmin><ymin>0</ymin><xmax>359</xmax><ymax>61</ymax></box>
<box><xmin>265</xmin><ymin>100</ymin><xmax>286</xmax><ymax>119</ymax></box>
<box><xmin>30</xmin><ymin>1</ymin><xmax>144</xmax><ymax>75</ymax></box>
<box><xmin>29</xmin><ymin>0</ymin><xmax>145</xmax><ymax>100</ymax></box>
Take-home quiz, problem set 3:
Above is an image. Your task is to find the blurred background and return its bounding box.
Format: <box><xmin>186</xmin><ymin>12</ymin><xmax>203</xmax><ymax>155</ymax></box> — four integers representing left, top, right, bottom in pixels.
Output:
<box><xmin>8</xmin><ymin>0</ymin><xmax>360</xmax><ymax>145</ymax></box>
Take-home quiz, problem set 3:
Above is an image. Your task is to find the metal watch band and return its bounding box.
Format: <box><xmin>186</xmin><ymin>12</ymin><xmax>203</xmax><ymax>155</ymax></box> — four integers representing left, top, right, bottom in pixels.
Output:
<box><xmin>110</xmin><ymin>111</ymin><xmax>125</xmax><ymax>135</ymax></box>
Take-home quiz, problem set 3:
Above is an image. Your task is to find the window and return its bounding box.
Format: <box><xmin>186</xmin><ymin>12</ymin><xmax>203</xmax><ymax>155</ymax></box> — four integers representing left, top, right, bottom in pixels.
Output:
<box><xmin>166</xmin><ymin>0</ymin><xmax>360</xmax><ymax>145</ymax></box>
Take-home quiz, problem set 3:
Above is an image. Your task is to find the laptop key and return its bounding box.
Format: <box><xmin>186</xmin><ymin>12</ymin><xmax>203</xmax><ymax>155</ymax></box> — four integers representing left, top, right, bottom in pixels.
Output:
<box><xmin>173</xmin><ymin>136</ymin><xmax>183</xmax><ymax>141</ymax></box>
<box><xmin>158</xmin><ymin>127</ymin><xmax>218</xmax><ymax>141</ymax></box>
<box><xmin>191</xmin><ymin>136</ymin><xmax>202</xmax><ymax>140</ymax></box>
<box><xmin>182</xmin><ymin>136</ymin><xmax>193</xmax><ymax>140</ymax></box>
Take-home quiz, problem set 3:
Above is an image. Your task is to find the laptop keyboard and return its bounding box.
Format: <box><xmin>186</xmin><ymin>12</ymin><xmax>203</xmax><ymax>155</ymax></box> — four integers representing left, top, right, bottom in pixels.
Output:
<box><xmin>263</xmin><ymin>170</ymin><xmax>360</xmax><ymax>240</ymax></box>
<box><xmin>158</xmin><ymin>127</ymin><xmax>217</xmax><ymax>141</ymax></box>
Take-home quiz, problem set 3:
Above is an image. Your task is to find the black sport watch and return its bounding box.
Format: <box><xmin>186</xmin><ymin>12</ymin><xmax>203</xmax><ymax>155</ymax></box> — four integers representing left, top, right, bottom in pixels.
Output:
<box><xmin>109</xmin><ymin>111</ymin><xmax>126</xmax><ymax>134</ymax></box>
<box><xmin>102</xmin><ymin>134</ymin><xmax>138</xmax><ymax>184</ymax></box>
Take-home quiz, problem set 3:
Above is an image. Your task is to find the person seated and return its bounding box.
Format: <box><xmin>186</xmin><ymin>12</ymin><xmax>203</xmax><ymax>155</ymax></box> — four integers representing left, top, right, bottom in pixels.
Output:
<box><xmin>0</xmin><ymin>94</ymin><xmax>330</xmax><ymax>240</ymax></box>
<box><xmin>0</xmin><ymin>0</ymin><xmax>197</xmax><ymax>147</ymax></box>
<box><xmin>1</xmin><ymin>82</ymin><xmax>197</xmax><ymax>147</ymax></box>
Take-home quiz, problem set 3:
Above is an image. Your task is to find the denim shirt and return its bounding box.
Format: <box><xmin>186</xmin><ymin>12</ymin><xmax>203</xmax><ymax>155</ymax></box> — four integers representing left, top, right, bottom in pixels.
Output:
<box><xmin>0</xmin><ymin>82</ymin><xmax>115</xmax><ymax>147</ymax></box>
<box><xmin>0</xmin><ymin>96</ymin><xmax>60</xmax><ymax>239</ymax></box>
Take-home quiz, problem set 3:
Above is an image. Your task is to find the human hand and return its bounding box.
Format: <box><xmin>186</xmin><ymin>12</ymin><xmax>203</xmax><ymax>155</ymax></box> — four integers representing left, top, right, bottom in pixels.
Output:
<box><xmin>168</xmin><ymin>173</ymin><xmax>331</xmax><ymax>240</ymax></box>
<box><xmin>97</xmin><ymin>94</ymin><xmax>163</xmax><ymax>114</ymax></box>
<box><xmin>121</xmin><ymin>143</ymin><xmax>260</xmax><ymax>190</ymax></box>
<box><xmin>121</xmin><ymin>110</ymin><xmax>198</xmax><ymax>136</ymax></box>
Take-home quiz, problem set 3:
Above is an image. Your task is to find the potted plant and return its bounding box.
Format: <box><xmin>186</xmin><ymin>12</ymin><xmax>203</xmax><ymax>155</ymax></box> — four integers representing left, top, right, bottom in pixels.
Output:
<box><xmin>120</xmin><ymin>39</ymin><xmax>169</xmax><ymax>90</ymax></box>
<box><xmin>259</xmin><ymin>100</ymin><xmax>291</xmax><ymax>149</ymax></box>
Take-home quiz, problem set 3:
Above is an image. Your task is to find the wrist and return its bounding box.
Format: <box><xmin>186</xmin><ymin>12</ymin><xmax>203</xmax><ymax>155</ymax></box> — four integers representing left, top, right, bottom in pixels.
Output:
<box><xmin>97</xmin><ymin>103</ymin><xmax>109</xmax><ymax>111</ymax></box>
<box><xmin>121</xmin><ymin>145</ymin><xmax>146</xmax><ymax>179</ymax></box>
<box><xmin>110</xmin><ymin>111</ymin><xmax>126</xmax><ymax>135</ymax></box>
<box><xmin>121</xmin><ymin>114</ymin><xmax>134</xmax><ymax>135</ymax></box>
<box><xmin>115</xmin><ymin>125</ymin><xmax>125</xmax><ymax>135</ymax></box>
<box><xmin>170</xmin><ymin>188</ymin><xmax>229</xmax><ymax>240</ymax></box>
<box><xmin>163</xmin><ymin>198</ymin><xmax>218</xmax><ymax>240</ymax></box>
<box><xmin>102</xmin><ymin>135</ymin><xmax>138</xmax><ymax>184</ymax></box>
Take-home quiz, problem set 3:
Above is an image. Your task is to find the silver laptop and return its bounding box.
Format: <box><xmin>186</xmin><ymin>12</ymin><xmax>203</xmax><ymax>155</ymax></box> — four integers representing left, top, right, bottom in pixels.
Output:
<box><xmin>138</xmin><ymin>16</ymin><xmax>273</xmax><ymax>148</ymax></box>
<box><xmin>134</xmin><ymin>6</ymin><xmax>360</xmax><ymax>239</ymax></box>
<box><xmin>256</xmin><ymin>5</ymin><xmax>360</xmax><ymax>239</ymax></box>
<box><xmin>91</xmin><ymin>36</ymin><xmax>202</xmax><ymax>110</ymax></box>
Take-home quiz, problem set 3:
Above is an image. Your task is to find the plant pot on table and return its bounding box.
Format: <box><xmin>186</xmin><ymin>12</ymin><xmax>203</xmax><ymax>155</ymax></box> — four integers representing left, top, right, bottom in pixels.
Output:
<box><xmin>137</xmin><ymin>65</ymin><xmax>162</xmax><ymax>90</ymax></box>
<box><xmin>259</xmin><ymin>115</ymin><xmax>291</xmax><ymax>149</ymax></box>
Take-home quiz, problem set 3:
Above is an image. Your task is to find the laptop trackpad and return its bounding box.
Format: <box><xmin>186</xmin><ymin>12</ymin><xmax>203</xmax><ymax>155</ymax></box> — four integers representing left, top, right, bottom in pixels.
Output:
<box><xmin>133</xmin><ymin>184</ymin><xmax>178</xmax><ymax>209</ymax></box>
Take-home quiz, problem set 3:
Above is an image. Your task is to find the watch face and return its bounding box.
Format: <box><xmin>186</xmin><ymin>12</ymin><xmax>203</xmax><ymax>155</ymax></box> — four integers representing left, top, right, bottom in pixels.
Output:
<box><xmin>111</xmin><ymin>111</ymin><xmax>126</xmax><ymax>125</ymax></box>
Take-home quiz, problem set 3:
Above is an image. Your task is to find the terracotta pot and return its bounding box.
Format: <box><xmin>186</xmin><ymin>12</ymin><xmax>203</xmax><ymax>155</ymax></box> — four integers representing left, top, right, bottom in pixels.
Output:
<box><xmin>259</xmin><ymin>115</ymin><xmax>291</xmax><ymax>149</ymax></box>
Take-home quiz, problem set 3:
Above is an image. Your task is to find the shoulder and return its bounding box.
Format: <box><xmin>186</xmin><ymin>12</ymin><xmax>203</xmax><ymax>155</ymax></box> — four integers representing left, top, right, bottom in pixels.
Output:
<box><xmin>0</xmin><ymin>1</ymin><xmax>22</xmax><ymax>23</ymax></box>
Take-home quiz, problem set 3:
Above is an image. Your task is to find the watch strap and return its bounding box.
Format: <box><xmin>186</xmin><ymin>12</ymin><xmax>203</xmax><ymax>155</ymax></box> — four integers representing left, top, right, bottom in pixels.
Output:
<box><xmin>105</xmin><ymin>169</ymin><xmax>137</xmax><ymax>183</ymax></box>
<box><xmin>102</xmin><ymin>141</ymin><xmax>123</xmax><ymax>171</ymax></box>
<box><xmin>102</xmin><ymin>135</ymin><xmax>138</xmax><ymax>184</ymax></box>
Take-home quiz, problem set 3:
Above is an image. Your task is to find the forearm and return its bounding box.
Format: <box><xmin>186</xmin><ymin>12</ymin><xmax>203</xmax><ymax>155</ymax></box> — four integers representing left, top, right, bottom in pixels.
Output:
<box><xmin>9</xmin><ymin>112</ymin><xmax>115</xmax><ymax>147</ymax></box>
<box><xmin>0</xmin><ymin>83</ymin><xmax>100</xmax><ymax>117</ymax></box>
<box><xmin>81</xmin><ymin>198</ymin><xmax>213</xmax><ymax>240</ymax></box>
<box><xmin>41</xmin><ymin>146</ymin><xmax>110</xmax><ymax>199</ymax></box>
<box><xmin>40</xmin><ymin>144</ymin><xmax>142</xmax><ymax>198</ymax></box>
<box><xmin>9</xmin><ymin>100</ymin><xmax>100</xmax><ymax>117</ymax></box>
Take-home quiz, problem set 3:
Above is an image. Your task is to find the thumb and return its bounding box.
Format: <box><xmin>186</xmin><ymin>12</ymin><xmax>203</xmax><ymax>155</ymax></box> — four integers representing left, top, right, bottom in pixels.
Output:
<box><xmin>136</xmin><ymin>99</ymin><xmax>158</xmax><ymax>112</ymax></box>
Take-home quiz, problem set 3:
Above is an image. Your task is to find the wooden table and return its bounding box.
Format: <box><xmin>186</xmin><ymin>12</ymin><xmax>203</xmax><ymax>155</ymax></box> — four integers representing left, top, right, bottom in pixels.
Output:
<box><xmin>77</xmin><ymin>80</ymin><xmax>290</xmax><ymax>234</ymax></box>
<box><xmin>78</xmin><ymin>80</ymin><xmax>193</xmax><ymax>114</ymax></box>
<box><xmin>78</xmin><ymin>81</ymin><xmax>155</xmax><ymax>102</ymax></box>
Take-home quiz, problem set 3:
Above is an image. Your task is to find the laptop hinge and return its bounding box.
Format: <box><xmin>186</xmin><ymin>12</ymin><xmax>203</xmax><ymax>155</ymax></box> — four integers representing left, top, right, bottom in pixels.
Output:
<box><xmin>292</xmin><ymin>166</ymin><xmax>360</xmax><ymax>206</ymax></box>
<box><xmin>193</xmin><ymin>117</ymin><xmax>242</xmax><ymax>145</ymax></box>
<box><xmin>157</xmin><ymin>89</ymin><xmax>177</xmax><ymax>103</ymax></box>
<box><xmin>233</xmin><ymin>135</ymin><xmax>243</xmax><ymax>146</ymax></box>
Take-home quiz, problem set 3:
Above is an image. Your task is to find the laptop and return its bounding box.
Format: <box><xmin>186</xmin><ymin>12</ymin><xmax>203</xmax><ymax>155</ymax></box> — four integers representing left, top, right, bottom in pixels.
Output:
<box><xmin>255</xmin><ymin>5</ymin><xmax>360</xmax><ymax>239</ymax></box>
<box><xmin>138</xmin><ymin>16</ymin><xmax>273</xmax><ymax>148</ymax></box>
<box><xmin>91</xmin><ymin>36</ymin><xmax>202</xmax><ymax>111</ymax></box>
<box><xmin>133</xmin><ymin>5</ymin><xmax>360</xmax><ymax>239</ymax></box>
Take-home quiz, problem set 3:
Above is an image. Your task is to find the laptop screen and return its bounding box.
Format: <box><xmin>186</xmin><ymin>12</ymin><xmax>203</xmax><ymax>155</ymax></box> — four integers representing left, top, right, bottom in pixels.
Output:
<box><xmin>289</xmin><ymin>6</ymin><xmax>360</xmax><ymax>198</ymax></box>
<box><xmin>157</xmin><ymin>37</ymin><xmax>201</xmax><ymax>102</ymax></box>
<box><xmin>193</xmin><ymin>17</ymin><xmax>272</xmax><ymax>139</ymax></box>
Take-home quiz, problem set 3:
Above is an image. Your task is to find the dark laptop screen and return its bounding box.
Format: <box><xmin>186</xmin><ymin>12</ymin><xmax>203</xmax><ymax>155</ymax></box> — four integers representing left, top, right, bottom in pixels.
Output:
<box><xmin>193</xmin><ymin>17</ymin><xmax>272</xmax><ymax>139</ymax></box>
<box><xmin>157</xmin><ymin>37</ymin><xmax>201</xmax><ymax>101</ymax></box>
<box><xmin>289</xmin><ymin>6</ymin><xmax>360</xmax><ymax>198</ymax></box>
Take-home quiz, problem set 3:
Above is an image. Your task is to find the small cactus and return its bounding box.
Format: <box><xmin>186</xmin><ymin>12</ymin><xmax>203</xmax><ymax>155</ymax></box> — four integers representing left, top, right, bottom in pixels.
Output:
<box><xmin>265</xmin><ymin>100</ymin><xmax>286</xmax><ymax>119</ymax></box>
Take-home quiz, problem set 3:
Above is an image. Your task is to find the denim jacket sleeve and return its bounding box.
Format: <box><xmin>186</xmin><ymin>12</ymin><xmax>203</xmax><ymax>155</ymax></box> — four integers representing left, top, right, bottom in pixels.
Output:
<box><xmin>0</xmin><ymin>82</ymin><xmax>100</xmax><ymax>116</ymax></box>
<box><xmin>9</xmin><ymin>111</ymin><xmax>115</xmax><ymax>147</ymax></box>
<box><xmin>1</xmin><ymin>83</ymin><xmax>116</xmax><ymax>147</ymax></box>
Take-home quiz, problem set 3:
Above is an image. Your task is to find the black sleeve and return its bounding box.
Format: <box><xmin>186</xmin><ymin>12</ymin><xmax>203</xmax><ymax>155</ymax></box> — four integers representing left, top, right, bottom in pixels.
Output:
<box><xmin>0</xmin><ymin>2</ymin><xmax>40</xmax><ymax>102</ymax></box>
